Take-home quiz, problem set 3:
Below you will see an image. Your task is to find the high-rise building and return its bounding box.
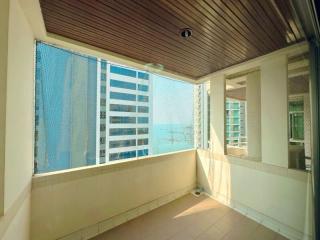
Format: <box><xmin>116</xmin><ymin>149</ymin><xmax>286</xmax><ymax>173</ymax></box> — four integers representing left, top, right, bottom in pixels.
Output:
<box><xmin>226</xmin><ymin>98</ymin><xmax>246</xmax><ymax>147</ymax></box>
<box><xmin>99</xmin><ymin>62</ymin><xmax>152</xmax><ymax>163</ymax></box>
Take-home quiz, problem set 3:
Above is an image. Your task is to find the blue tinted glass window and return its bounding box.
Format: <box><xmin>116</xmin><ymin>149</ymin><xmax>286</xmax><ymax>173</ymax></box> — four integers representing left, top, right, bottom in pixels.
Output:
<box><xmin>138</xmin><ymin>84</ymin><xmax>149</xmax><ymax>92</ymax></box>
<box><xmin>138</xmin><ymin>117</ymin><xmax>149</xmax><ymax>124</ymax></box>
<box><xmin>110</xmin><ymin>65</ymin><xmax>136</xmax><ymax>78</ymax></box>
<box><xmin>100</xmin><ymin>98</ymin><xmax>106</xmax><ymax>106</ymax></box>
<box><xmin>138</xmin><ymin>149</ymin><xmax>149</xmax><ymax>157</ymax></box>
<box><xmin>110</xmin><ymin>104</ymin><xmax>136</xmax><ymax>112</ymax></box>
<box><xmin>101</xmin><ymin>61</ymin><xmax>107</xmax><ymax>70</ymax></box>
<box><xmin>109</xmin><ymin>128</ymin><xmax>136</xmax><ymax>136</ymax></box>
<box><xmin>138</xmin><ymin>72</ymin><xmax>149</xmax><ymax>80</ymax></box>
<box><xmin>138</xmin><ymin>95</ymin><xmax>149</xmax><ymax>102</ymax></box>
<box><xmin>138</xmin><ymin>106</ymin><xmax>149</xmax><ymax>113</ymax></box>
<box><xmin>138</xmin><ymin>138</ymin><xmax>148</xmax><ymax>145</ymax></box>
<box><xmin>138</xmin><ymin>128</ymin><xmax>148</xmax><ymax>134</ymax></box>
<box><xmin>110</xmin><ymin>92</ymin><xmax>136</xmax><ymax>101</ymax></box>
<box><xmin>110</xmin><ymin>116</ymin><xmax>136</xmax><ymax>124</ymax></box>
<box><xmin>101</xmin><ymin>86</ymin><xmax>106</xmax><ymax>94</ymax></box>
<box><xmin>109</xmin><ymin>139</ymin><xmax>136</xmax><ymax>148</ymax></box>
<box><xmin>101</xmin><ymin>73</ymin><xmax>106</xmax><ymax>81</ymax></box>
<box><xmin>109</xmin><ymin>150</ymin><xmax>136</xmax><ymax>161</ymax></box>
<box><xmin>110</xmin><ymin>79</ymin><xmax>136</xmax><ymax>90</ymax></box>
<box><xmin>34</xmin><ymin>42</ymin><xmax>97</xmax><ymax>174</ymax></box>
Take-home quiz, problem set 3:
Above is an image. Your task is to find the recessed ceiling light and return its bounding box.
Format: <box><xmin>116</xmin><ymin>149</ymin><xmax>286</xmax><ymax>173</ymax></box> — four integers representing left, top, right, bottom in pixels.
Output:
<box><xmin>180</xmin><ymin>28</ymin><xmax>192</xmax><ymax>38</ymax></box>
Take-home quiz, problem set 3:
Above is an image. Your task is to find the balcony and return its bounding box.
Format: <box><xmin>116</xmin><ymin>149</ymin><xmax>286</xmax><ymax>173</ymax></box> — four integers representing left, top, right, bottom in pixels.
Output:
<box><xmin>0</xmin><ymin>1</ymin><xmax>319</xmax><ymax>240</ymax></box>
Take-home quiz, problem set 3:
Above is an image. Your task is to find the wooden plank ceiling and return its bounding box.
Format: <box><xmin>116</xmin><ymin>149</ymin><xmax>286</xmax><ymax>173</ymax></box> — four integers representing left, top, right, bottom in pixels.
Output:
<box><xmin>39</xmin><ymin>0</ymin><xmax>305</xmax><ymax>79</ymax></box>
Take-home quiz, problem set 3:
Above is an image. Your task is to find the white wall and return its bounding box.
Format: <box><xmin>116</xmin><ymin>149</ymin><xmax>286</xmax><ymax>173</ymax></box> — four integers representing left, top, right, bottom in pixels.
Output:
<box><xmin>197</xmin><ymin>50</ymin><xmax>313</xmax><ymax>240</ymax></box>
<box><xmin>0</xmin><ymin>0</ymin><xmax>34</xmax><ymax>239</ymax></box>
<box><xmin>31</xmin><ymin>150</ymin><xmax>196</xmax><ymax>240</ymax></box>
<box><xmin>261</xmin><ymin>55</ymin><xmax>289</xmax><ymax>167</ymax></box>
<box><xmin>197</xmin><ymin>150</ymin><xmax>313</xmax><ymax>240</ymax></box>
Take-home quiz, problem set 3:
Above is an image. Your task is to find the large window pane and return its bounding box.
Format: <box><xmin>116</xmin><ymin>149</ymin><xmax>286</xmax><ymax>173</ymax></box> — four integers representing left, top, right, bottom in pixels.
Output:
<box><xmin>34</xmin><ymin>43</ymin><xmax>195</xmax><ymax>172</ymax></box>
<box><xmin>225</xmin><ymin>77</ymin><xmax>247</xmax><ymax>157</ymax></box>
<box><xmin>34</xmin><ymin>42</ymin><xmax>97</xmax><ymax>173</ymax></box>
<box><xmin>151</xmin><ymin>75</ymin><xmax>194</xmax><ymax>154</ymax></box>
<box><xmin>288</xmin><ymin>52</ymin><xmax>311</xmax><ymax>171</ymax></box>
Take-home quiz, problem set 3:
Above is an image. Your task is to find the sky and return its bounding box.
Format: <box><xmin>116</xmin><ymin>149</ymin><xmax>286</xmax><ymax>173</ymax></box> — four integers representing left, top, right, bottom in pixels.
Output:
<box><xmin>152</xmin><ymin>74</ymin><xmax>194</xmax><ymax>125</ymax></box>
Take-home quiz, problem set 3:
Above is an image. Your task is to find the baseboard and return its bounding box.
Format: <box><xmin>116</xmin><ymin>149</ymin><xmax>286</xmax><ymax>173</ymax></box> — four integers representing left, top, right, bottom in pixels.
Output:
<box><xmin>204</xmin><ymin>191</ymin><xmax>312</xmax><ymax>240</ymax></box>
<box><xmin>58</xmin><ymin>184</ymin><xmax>196</xmax><ymax>240</ymax></box>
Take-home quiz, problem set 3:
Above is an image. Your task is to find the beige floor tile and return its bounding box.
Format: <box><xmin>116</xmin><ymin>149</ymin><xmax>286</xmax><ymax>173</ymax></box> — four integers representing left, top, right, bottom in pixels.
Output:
<box><xmin>91</xmin><ymin>194</ymin><xmax>287</xmax><ymax>240</ymax></box>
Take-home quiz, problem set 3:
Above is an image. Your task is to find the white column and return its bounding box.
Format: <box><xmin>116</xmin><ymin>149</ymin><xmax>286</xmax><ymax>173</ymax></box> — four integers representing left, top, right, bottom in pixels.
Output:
<box><xmin>210</xmin><ymin>75</ymin><xmax>225</xmax><ymax>154</ymax></box>
<box><xmin>246</xmin><ymin>71</ymin><xmax>261</xmax><ymax>159</ymax></box>
<box><xmin>261</xmin><ymin>55</ymin><xmax>288</xmax><ymax>167</ymax></box>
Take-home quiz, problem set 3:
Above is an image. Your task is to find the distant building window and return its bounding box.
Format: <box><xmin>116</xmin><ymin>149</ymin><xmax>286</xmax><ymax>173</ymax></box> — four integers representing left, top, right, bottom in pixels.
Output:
<box><xmin>138</xmin><ymin>72</ymin><xmax>149</xmax><ymax>80</ymax></box>
<box><xmin>101</xmin><ymin>61</ymin><xmax>107</xmax><ymax>70</ymax></box>
<box><xmin>110</xmin><ymin>79</ymin><xmax>136</xmax><ymax>90</ymax></box>
<box><xmin>101</xmin><ymin>73</ymin><xmax>106</xmax><ymax>81</ymax></box>
<box><xmin>138</xmin><ymin>138</ymin><xmax>148</xmax><ymax>145</ymax></box>
<box><xmin>110</xmin><ymin>92</ymin><xmax>136</xmax><ymax>101</ymax></box>
<box><xmin>100</xmin><ymin>137</ymin><xmax>106</xmax><ymax>144</ymax></box>
<box><xmin>100</xmin><ymin>111</ymin><xmax>106</xmax><ymax>119</ymax></box>
<box><xmin>138</xmin><ymin>95</ymin><xmax>149</xmax><ymax>102</ymax></box>
<box><xmin>109</xmin><ymin>139</ymin><xmax>136</xmax><ymax>148</ymax></box>
<box><xmin>101</xmin><ymin>86</ymin><xmax>106</xmax><ymax>94</ymax></box>
<box><xmin>138</xmin><ymin>106</ymin><xmax>149</xmax><ymax>113</ymax></box>
<box><xmin>100</xmin><ymin>124</ymin><xmax>106</xmax><ymax>132</ymax></box>
<box><xmin>110</xmin><ymin>128</ymin><xmax>136</xmax><ymax>136</ymax></box>
<box><xmin>100</xmin><ymin>99</ymin><xmax>106</xmax><ymax>106</ymax></box>
<box><xmin>138</xmin><ymin>117</ymin><xmax>149</xmax><ymax>124</ymax></box>
<box><xmin>138</xmin><ymin>149</ymin><xmax>148</xmax><ymax>157</ymax></box>
<box><xmin>110</xmin><ymin>116</ymin><xmax>136</xmax><ymax>124</ymax></box>
<box><xmin>100</xmin><ymin>150</ymin><xmax>105</xmax><ymax>157</ymax></box>
<box><xmin>109</xmin><ymin>150</ymin><xmax>136</xmax><ymax>161</ymax></box>
<box><xmin>110</xmin><ymin>65</ymin><xmax>136</xmax><ymax>78</ymax></box>
<box><xmin>138</xmin><ymin>84</ymin><xmax>149</xmax><ymax>92</ymax></box>
<box><xmin>110</xmin><ymin>104</ymin><xmax>136</xmax><ymax>112</ymax></box>
<box><xmin>138</xmin><ymin>128</ymin><xmax>149</xmax><ymax>134</ymax></box>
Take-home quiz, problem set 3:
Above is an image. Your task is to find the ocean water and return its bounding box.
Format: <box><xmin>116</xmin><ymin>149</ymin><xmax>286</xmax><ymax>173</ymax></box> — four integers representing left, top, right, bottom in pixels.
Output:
<box><xmin>151</xmin><ymin>124</ymin><xmax>194</xmax><ymax>155</ymax></box>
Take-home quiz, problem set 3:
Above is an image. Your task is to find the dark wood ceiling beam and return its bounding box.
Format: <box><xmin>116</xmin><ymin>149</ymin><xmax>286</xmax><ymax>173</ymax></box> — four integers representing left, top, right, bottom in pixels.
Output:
<box><xmin>222</xmin><ymin>0</ymin><xmax>285</xmax><ymax>50</ymax></box>
<box><xmin>203</xmin><ymin>0</ymin><xmax>281</xmax><ymax>51</ymax></box>
<box><xmin>41</xmin><ymin>3</ymin><xmax>212</xmax><ymax>73</ymax></box>
<box><xmin>120</xmin><ymin>0</ymin><xmax>241</xmax><ymax>66</ymax></box>
<box><xmin>258</xmin><ymin>0</ymin><xmax>296</xmax><ymax>43</ymax></box>
<box><xmin>39</xmin><ymin>0</ymin><xmax>305</xmax><ymax>79</ymax></box>
<box><xmin>131</xmin><ymin>0</ymin><xmax>242</xmax><ymax>65</ymax></box>
<box><xmin>182</xmin><ymin>0</ymin><xmax>271</xmax><ymax>54</ymax></box>
<box><xmin>46</xmin><ymin>25</ymin><xmax>203</xmax><ymax>78</ymax></box>
<box><xmin>160</xmin><ymin>0</ymin><xmax>256</xmax><ymax>58</ymax></box>
<box><xmin>273</xmin><ymin>0</ymin><xmax>303</xmax><ymax>40</ymax></box>
<box><xmin>91</xmin><ymin>0</ymin><xmax>234</xmax><ymax>67</ymax></box>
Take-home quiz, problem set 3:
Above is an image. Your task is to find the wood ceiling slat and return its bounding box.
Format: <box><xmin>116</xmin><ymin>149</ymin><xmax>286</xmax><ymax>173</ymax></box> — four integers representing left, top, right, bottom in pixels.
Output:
<box><xmin>203</xmin><ymin>0</ymin><xmax>281</xmax><ymax>51</ymax></box>
<box><xmin>159</xmin><ymin>0</ymin><xmax>257</xmax><ymax>58</ymax></box>
<box><xmin>46</xmin><ymin>25</ymin><xmax>204</xmax><ymax>78</ymax></box>
<box><xmin>90</xmin><ymin>0</ymin><xmax>233</xmax><ymax>67</ymax></box>
<box><xmin>219</xmin><ymin>0</ymin><xmax>285</xmax><ymax>50</ymax></box>
<box><xmin>181</xmin><ymin>0</ymin><xmax>271</xmax><ymax>54</ymax></box>
<box><xmin>148</xmin><ymin>0</ymin><xmax>246</xmax><ymax>63</ymax></box>
<box><xmin>117</xmin><ymin>0</ymin><xmax>241</xmax><ymax>66</ymax></box>
<box><xmin>41</xmin><ymin>2</ymin><xmax>212</xmax><ymax>74</ymax></box>
<box><xmin>273</xmin><ymin>0</ymin><xmax>303</xmax><ymax>40</ymax></box>
<box><xmin>44</xmin><ymin>0</ymin><xmax>210</xmax><ymax>69</ymax></box>
<box><xmin>236</xmin><ymin>0</ymin><xmax>287</xmax><ymax>46</ymax></box>
<box><xmin>258</xmin><ymin>0</ymin><xmax>296</xmax><ymax>43</ymax></box>
<box><xmin>131</xmin><ymin>0</ymin><xmax>242</xmax><ymax>65</ymax></box>
<box><xmin>44</xmin><ymin>22</ymin><xmax>206</xmax><ymax>79</ymax></box>
<box><xmin>39</xmin><ymin>0</ymin><xmax>305</xmax><ymax>79</ymax></box>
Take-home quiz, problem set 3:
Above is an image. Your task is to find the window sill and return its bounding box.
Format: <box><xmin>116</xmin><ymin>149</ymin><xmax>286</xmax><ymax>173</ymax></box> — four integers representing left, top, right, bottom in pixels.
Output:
<box><xmin>196</xmin><ymin>149</ymin><xmax>310</xmax><ymax>182</ymax></box>
<box><xmin>32</xmin><ymin>149</ymin><xmax>196</xmax><ymax>188</ymax></box>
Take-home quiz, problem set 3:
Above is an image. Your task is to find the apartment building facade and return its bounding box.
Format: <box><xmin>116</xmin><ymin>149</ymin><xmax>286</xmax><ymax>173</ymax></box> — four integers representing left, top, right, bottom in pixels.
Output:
<box><xmin>99</xmin><ymin>61</ymin><xmax>152</xmax><ymax>163</ymax></box>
